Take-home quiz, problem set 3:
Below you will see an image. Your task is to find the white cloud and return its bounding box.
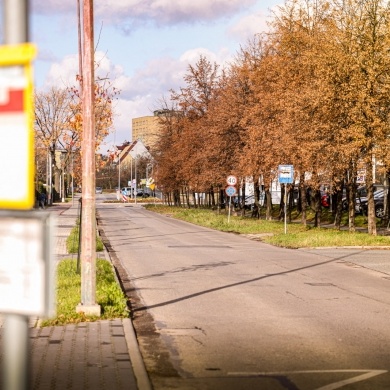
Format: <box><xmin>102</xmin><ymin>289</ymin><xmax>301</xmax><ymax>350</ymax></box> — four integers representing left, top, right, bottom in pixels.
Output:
<box><xmin>32</xmin><ymin>0</ymin><xmax>257</xmax><ymax>28</ymax></box>
<box><xmin>43</xmin><ymin>54</ymin><xmax>79</xmax><ymax>89</ymax></box>
<box><xmin>179</xmin><ymin>47</ymin><xmax>232</xmax><ymax>67</ymax></box>
<box><xmin>39</xmin><ymin>50</ymin><xmax>188</xmax><ymax>150</ymax></box>
<box><xmin>43</xmin><ymin>51</ymin><xmax>124</xmax><ymax>89</ymax></box>
<box><xmin>228</xmin><ymin>11</ymin><xmax>271</xmax><ymax>42</ymax></box>
<box><xmin>39</xmin><ymin>44</ymin><xmax>237</xmax><ymax>153</ymax></box>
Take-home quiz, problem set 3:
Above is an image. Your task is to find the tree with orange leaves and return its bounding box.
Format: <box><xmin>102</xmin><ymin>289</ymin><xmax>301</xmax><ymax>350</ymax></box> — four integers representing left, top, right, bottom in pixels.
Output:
<box><xmin>34</xmin><ymin>73</ymin><xmax>120</xmax><ymax>198</ymax></box>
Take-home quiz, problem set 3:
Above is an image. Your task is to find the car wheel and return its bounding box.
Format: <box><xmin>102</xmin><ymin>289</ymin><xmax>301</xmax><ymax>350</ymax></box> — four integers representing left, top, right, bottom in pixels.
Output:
<box><xmin>375</xmin><ymin>204</ymin><xmax>385</xmax><ymax>219</ymax></box>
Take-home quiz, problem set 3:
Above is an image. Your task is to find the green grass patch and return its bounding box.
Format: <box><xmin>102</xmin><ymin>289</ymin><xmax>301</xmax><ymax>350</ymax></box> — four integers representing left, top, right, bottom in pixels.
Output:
<box><xmin>66</xmin><ymin>223</ymin><xmax>104</xmax><ymax>253</ymax></box>
<box><xmin>265</xmin><ymin>228</ymin><xmax>390</xmax><ymax>248</ymax></box>
<box><xmin>144</xmin><ymin>204</ymin><xmax>390</xmax><ymax>248</ymax></box>
<box><xmin>41</xmin><ymin>259</ymin><xmax>129</xmax><ymax>326</ymax></box>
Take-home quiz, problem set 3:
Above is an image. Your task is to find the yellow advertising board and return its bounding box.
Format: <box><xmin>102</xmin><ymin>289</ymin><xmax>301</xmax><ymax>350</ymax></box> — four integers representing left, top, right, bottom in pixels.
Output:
<box><xmin>0</xmin><ymin>43</ymin><xmax>36</xmax><ymax>210</ymax></box>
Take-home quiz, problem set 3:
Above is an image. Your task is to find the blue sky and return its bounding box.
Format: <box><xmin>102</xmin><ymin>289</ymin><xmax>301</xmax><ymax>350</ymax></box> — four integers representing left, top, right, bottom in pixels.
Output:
<box><xmin>6</xmin><ymin>0</ymin><xmax>281</xmax><ymax>152</ymax></box>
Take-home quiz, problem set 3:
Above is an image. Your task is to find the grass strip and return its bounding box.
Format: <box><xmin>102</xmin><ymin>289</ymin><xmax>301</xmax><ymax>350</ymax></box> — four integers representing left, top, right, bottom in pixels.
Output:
<box><xmin>40</xmin><ymin>259</ymin><xmax>129</xmax><ymax>326</ymax></box>
<box><xmin>144</xmin><ymin>205</ymin><xmax>390</xmax><ymax>248</ymax></box>
<box><xmin>66</xmin><ymin>223</ymin><xmax>104</xmax><ymax>253</ymax></box>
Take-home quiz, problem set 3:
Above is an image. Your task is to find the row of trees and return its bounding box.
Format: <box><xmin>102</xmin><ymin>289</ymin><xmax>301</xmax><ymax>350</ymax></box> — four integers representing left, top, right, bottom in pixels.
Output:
<box><xmin>152</xmin><ymin>0</ymin><xmax>390</xmax><ymax>235</ymax></box>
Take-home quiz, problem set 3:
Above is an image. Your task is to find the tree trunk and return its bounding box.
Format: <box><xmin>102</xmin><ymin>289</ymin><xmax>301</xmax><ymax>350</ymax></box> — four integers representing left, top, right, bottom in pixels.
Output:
<box><xmin>313</xmin><ymin>188</ymin><xmax>322</xmax><ymax>228</ymax></box>
<box><xmin>265</xmin><ymin>187</ymin><xmax>273</xmax><ymax>220</ymax></box>
<box><xmin>365</xmin><ymin>159</ymin><xmax>377</xmax><ymax>235</ymax></box>
<box><xmin>333</xmin><ymin>183</ymin><xmax>343</xmax><ymax>230</ymax></box>
<box><xmin>174</xmin><ymin>190</ymin><xmax>181</xmax><ymax>206</ymax></box>
<box><xmin>254</xmin><ymin>176</ymin><xmax>261</xmax><ymax>219</ymax></box>
<box><xmin>299</xmin><ymin>173</ymin><xmax>307</xmax><ymax>226</ymax></box>
<box><xmin>346</xmin><ymin>167</ymin><xmax>356</xmax><ymax>232</ymax></box>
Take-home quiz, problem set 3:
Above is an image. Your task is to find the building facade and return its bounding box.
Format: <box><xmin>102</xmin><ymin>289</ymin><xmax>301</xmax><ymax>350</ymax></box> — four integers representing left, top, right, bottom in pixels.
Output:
<box><xmin>132</xmin><ymin>110</ymin><xmax>172</xmax><ymax>148</ymax></box>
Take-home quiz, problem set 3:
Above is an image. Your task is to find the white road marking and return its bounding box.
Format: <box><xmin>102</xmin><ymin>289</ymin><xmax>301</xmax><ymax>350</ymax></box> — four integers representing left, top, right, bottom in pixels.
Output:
<box><xmin>228</xmin><ymin>370</ymin><xmax>388</xmax><ymax>389</ymax></box>
<box><xmin>314</xmin><ymin>370</ymin><xmax>388</xmax><ymax>390</ymax></box>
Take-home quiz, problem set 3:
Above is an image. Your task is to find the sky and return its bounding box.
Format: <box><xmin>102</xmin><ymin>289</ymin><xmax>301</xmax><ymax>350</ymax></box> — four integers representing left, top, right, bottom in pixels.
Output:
<box><xmin>3</xmin><ymin>0</ymin><xmax>282</xmax><ymax>154</ymax></box>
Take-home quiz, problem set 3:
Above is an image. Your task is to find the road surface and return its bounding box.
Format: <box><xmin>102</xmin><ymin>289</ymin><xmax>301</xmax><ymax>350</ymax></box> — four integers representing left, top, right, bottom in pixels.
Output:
<box><xmin>96</xmin><ymin>200</ymin><xmax>390</xmax><ymax>390</ymax></box>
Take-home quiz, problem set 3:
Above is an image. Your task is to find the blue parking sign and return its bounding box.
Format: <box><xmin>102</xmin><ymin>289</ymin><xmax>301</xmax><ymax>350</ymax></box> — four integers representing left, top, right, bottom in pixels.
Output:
<box><xmin>278</xmin><ymin>165</ymin><xmax>294</xmax><ymax>184</ymax></box>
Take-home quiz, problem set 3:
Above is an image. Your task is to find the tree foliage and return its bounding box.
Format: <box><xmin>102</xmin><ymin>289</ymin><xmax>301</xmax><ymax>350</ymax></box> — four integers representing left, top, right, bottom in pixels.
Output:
<box><xmin>153</xmin><ymin>0</ymin><xmax>390</xmax><ymax>234</ymax></box>
<box><xmin>34</xmin><ymin>73</ymin><xmax>119</xmax><ymax>195</ymax></box>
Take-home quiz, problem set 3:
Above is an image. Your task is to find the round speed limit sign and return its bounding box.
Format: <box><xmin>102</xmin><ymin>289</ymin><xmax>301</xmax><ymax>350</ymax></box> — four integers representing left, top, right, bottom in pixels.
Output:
<box><xmin>226</xmin><ymin>175</ymin><xmax>238</xmax><ymax>186</ymax></box>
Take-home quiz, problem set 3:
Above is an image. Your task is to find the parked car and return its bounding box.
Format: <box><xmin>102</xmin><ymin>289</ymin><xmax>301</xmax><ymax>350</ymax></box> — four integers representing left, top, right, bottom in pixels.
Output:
<box><xmin>339</xmin><ymin>184</ymin><xmax>384</xmax><ymax>211</ymax></box>
<box><xmin>233</xmin><ymin>195</ymin><xmax>255</xmax><ymax>210</ymax></box>
<box><xmin>95</xmin><ymin>187</ymin><xmax>103</xmax><ymax>194</ymax></box>
<box><xmin>135</xmin><ymin>190</ymin><xmax>150</xmax><ymax>198</ymax></box>
<box><xmin>356</xmin><ymin>188</ymin><xmax>387</xmax><ymax>218</ymax></box>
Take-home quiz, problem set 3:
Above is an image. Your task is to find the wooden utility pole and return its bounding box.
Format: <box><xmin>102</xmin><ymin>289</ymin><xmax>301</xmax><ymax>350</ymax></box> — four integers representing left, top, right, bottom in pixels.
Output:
<box><xmin>77</xmin><ymin>0</ymin><xmax>100</xmax><ymax>316</ymax></box>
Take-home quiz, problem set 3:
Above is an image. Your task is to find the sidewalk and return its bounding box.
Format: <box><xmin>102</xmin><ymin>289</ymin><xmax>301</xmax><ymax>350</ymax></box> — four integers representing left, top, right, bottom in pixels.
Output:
<box><xmin>0</xmin><ymin>198</ymin><xmax>151</xmax><ymax>390</ymax></box>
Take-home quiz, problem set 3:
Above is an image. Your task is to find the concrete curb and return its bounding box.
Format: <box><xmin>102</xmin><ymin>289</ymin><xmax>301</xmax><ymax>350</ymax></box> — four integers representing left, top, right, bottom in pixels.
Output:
<box><xmin>102</xmin><ymin>238</ymin><xmax>153</xmax><ymax>390</ymax></box>
<box><xmin>123</xmin><ymin>318</ymin><xmax>153</xmax><ymax>390</ymax></box>
<box><xmin>55</xmin><ymin>199</ymin><xmax>152</xmax><ymax>390</ymax></box>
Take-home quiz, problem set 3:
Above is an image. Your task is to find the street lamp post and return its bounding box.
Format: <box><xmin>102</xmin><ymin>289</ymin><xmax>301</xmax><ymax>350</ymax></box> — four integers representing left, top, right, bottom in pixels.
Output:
<box><xmin>118</xmin><ymin>150</ymin><xmax>121</xmax><ymax>194</ymax></box>
<box><xmin>134</xmin><ymin>157</ymin><xmax>138</xmax><ymax>205</ymax></box>
<box><xmin>77</xmin><ymin>0</ymin><xmax>100</xmax><ymax>317</ymax></box>
<box><xmin>146</xmin><ymin>162</ymin><xmax>152</xmax><ymax>194</ymax></box>
<box><xmin>130</xmin><ymin>157</ymin><xmax>133</xmax><ymax>199</ymax></box>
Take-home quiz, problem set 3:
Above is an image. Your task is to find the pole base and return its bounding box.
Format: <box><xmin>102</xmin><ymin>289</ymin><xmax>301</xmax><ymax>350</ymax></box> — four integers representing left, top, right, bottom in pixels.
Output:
<box><xmin>76</xmin><ymin>303</ymin><xmax>101</xmax><ymax>316</ymax></box>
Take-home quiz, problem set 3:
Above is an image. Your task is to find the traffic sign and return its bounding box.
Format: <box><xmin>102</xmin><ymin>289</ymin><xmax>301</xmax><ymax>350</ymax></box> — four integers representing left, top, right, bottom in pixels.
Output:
<box><xmin>226</xmin><ymin>175</ymin><xmax>238</xmax><ymax>186</ymax></box>
<box><xmin>225</xmin><ymin>185</ymin><xmax>237</xmax><ymax>197</ymax></box>
<box><xmin>0</xmin><ymin>43</ymin><xmax>36</xmax><ymax>210</ymax></box>
<box><xmin>0</xmin><ymin>210</ymin><xmax>55</xmax><ymax>316</ymax></box>
<box><xmin>146</xmin><ymin>177</ymin><xmax>154</xmax><ymax>187</ymax></box>
<box><xmin>278</xmin><ymin>165</ymin><xmax>294</xmax><ymax>184</ymax></box>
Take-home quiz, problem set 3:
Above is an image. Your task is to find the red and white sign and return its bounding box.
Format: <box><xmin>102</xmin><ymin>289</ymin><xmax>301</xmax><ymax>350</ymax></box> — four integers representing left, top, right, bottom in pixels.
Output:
<box><xmin>226</xmin><ymin>175</ymin><xmax>238</xmax><ymax>186</ymax></box>
<box><xmin>0</xmin><ymin>88</ymin><xmax>24</xmax><ymax>112</ymax></box>
<box><xmin>0</xmin><ymin>65</ymin><xmax>31</xmax><ymax>208</ymax></box>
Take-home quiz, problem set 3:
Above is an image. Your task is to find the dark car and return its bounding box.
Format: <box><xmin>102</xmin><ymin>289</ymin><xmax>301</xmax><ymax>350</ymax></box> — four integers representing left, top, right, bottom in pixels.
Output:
<box><xmin>135</xmin><ymin>190</ymin><xmax>150</xmax><ymax>198</ymax></box>
<box><xmin>233</xmin><ymin>195</ymin><xmax>255</xmax><ymax>210</ymax></box>
<box><xmin>340</xmin><ymin>184</ymin><xmax>384</xmax><ymax>211</ymax></box>
<box><xmin>356</xmin><ymin>188</ymin><xmax>387</xmax><ymax>218</ymax></box>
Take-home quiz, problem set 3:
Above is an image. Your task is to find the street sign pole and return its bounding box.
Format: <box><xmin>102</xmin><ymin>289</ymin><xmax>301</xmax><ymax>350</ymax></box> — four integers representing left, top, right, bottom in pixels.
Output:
<box><xmin>278</xmin><ymin>165</ymin><xmax>294</xmax><ymax>234</ymax></box>
<box><xmin>225</xmin><ymin>183</ymin><xmax>237</xmax><ymax>223</ymax></box>
<box><xmin>2</xmin><ymin>2</ymin><xmax>33</xmax><ymax>390</ymax></box>
<box><xmin>228</xmin><ymin>196</ymin><xmax>232</xmax><ymax>223</ymax></box>
<box><xmin>284</xmin><ymin>189</ymin><xmax>287</xmax><ymax>234</ymax></box>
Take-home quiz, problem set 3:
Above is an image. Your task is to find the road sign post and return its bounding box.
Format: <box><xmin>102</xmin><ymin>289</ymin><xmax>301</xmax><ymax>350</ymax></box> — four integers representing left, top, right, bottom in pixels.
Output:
<box><xmin>278</xmin><ymin>165</ymin><xmax>294</xmax><ymax>234</ymax></box>
<box><xmin>1</xmin><ymin>5</ymin><xmax>42</xmax><ymax>390</ymax></box>
<box><xmin>225</xmin><ymin>184</ymin><xmax>237</xmax><ymax>223</ymax></box>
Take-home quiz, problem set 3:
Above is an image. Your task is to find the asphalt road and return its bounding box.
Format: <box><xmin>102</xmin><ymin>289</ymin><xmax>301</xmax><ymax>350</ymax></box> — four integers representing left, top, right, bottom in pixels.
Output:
<box><xmin>96</xmin><ymin>198</ymin><xmax>390</xmax><ymax>390</ymax></box>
